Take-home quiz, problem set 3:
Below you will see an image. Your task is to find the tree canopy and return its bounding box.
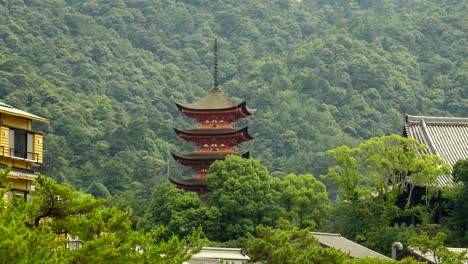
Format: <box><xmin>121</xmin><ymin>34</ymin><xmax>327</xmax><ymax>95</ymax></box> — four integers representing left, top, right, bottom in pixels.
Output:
<box><xmin>0</xmin><ymin>0</ymin><xmax>466</xmax><ymax>261</ymax></box>
<box><xmin>0</xmin><ymin>0</ymin><xmax>465</xmax><ymax>218</ymax></box>
<box><xmin>0</xmin><ymin>171</ymin><xmax>202</xmax><ymax>264</ymax></box>
<box><xmin>142</xmin><ymin>156</ymin><xmax>331</xmax><ymax>242</ymax></box>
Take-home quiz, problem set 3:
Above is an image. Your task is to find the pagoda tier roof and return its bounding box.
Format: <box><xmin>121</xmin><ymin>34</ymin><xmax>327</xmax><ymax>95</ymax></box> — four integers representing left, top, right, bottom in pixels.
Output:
<box><xmin>171</xmin><ymin>152</ymin><xmax>249</xmax><ymax>162</ymax></box>
<box><xmin>173</xmin><ymin>127</ymin><xmax>255</xmax><ymax>139</ymax></box>
<box><xmin>169</xmin><ymin>178</ymin><xmax>208</xmax><ymax>188</ymax></box>
<box><xmin>175</xmin><ymin>88</ymin><xmax>255</xmax><ymax>115</ymax></box>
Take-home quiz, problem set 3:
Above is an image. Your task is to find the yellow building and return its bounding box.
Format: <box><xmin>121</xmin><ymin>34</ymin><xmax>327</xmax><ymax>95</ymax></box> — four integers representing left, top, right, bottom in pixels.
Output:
<box><xmin>0</xmin><ymin>102</ymin><xmax>48</xmax><ymax>201</ymax></box>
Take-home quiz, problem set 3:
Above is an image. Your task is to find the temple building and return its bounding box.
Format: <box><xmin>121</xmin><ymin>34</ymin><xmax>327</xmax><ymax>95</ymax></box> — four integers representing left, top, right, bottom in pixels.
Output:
<box><xmin>170</xmin><ymin>40</ymin><xmax>255</xmax><ymax>194</ymax></box>
<box><xmin>403</xmin><ymin>114</ymin><xmax>468</xmax><ymax>187</ymax></box>
<box><xmin>0</xmin><ymin>102</ymin><xmax>48</xmax><ymax>201</ymax></box>
<box><xmin>400</xmin><ymin>114</ymin><xmax>468</xmax><ymax>224</ymax></box>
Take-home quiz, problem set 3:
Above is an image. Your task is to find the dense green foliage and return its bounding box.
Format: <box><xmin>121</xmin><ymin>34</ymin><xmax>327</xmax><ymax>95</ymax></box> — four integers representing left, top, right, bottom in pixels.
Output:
<box><xmin>139</xmin><ymin>182</ymin><xmax>221</xmax><ymax>239</ymax></box>
<box><xmin>207</xmin><ymin>157</ymin><xmax>279</xmax><ymax>241</ymax></box>
<box><xmin>247</xmin><ymin>220</ymin><xmax>348</xmax><ymax>264</ymax></box>
<box><xmin>0</xmin><ymin>0</ymin><xmax>466</xmax><ymax>215</ymax></box>
<box><xmin>0</xmin><ymin>171</ymin><xmax>202</xmax><ymax>263</ymax></box>
<box><xmin>0</xmin><ymin>172</ymin><xmax>67</xmax><ymax>263</ymax></box>
<box><xmin>325</xmin><ymin>135</ymin><xmax>449</xmax><ymax>238</ymax></box>
<box><xmin>0</xmin><ymin>0</ymin><xmax>466</xmax><ymax>261</ymax></box>
<box><xmin>445</xmin><ymin>159</ymin><xmax>468</xmax><ymax>246</ymax></box>
<box><xmin>246</xmin><ymin>220</ymin><xmax>425</xmax><ymax>264</ymax></box>
<box><xmin>142</xmin><ymin>155</ymin><xmax>329</xmax><ymax>242</ymax></box>
<box><xmin>323</xmin><ymin>135</ymin><xmax>464</xmax><ymax>255</ymax></box>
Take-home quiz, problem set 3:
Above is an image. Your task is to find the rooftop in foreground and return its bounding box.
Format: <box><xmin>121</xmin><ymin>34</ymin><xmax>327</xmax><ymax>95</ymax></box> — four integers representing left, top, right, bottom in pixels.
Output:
<box><xmin>311</xmin><ymin>232</ymin><xmax>390</xmax><ymax>260</ymax></box>
<box><xmin>184</xmin><ymin>247</ymin><xmax>250</xmax><ymax>264</ymax></box>
<box><xmin>403</xmin><ymin>114</ymin><xmax>468</xmax><ymax>187</ymax></box>
<box><xmin>398</xmin><ymin>247</ymin><xmax>468</xmax><ymax>264</ymax></box>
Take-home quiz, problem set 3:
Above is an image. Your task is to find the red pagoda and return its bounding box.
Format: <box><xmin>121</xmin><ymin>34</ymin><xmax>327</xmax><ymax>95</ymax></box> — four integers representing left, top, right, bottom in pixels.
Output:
<box><xmin>170</xmin><ymin>40</ymin><xmax>255</xmax><ymax>194</ymax></box>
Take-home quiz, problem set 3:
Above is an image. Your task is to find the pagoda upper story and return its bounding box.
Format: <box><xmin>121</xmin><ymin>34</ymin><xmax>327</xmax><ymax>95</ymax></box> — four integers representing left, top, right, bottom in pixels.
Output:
<box><xmin>169</xmin><ymin>39</ymin><xmax>255</xmax><ymax>195</ymax></box>
<box><xmin>175</xmin><ymin>87</ymin><xmax>255</xmax><ymax>126</ymax></box>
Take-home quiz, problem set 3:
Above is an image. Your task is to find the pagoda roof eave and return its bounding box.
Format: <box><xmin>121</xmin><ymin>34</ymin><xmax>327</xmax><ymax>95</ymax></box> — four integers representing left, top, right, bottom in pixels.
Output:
<box><xmin>175</xmin><ymin>89</ymin><xmax>238</xmax><ymax>110</ymax></box>
<box><xmin>175</xmin><ymin>101</ymin><xmax>255</xmax><ymax>116</ymax></box>
<box><xmin>168</xmin><ymin>177</ymin><xmax>208</xmax><ymax>187</ymax></box>
<box><xmin>173</xmin><ymin>127</ymin><xmax>255</xmax><ymax>139</ymax></box>
<box><xmin>171</xmin><ymin>152</ymin><xmax>250</xmax><ymax>162</ymax></box>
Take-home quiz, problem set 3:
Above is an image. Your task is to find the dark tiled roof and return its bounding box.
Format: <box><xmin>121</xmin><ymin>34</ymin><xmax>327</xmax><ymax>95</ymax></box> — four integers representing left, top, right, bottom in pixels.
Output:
<box><xmin>404</xmin><ymin>115</ymin><xmax>468</xmax><ymax>187</ymax></box>
<box><xmin>177</xmin><ymin>89</ymin><xmax>240</xmax><ymax>110</ymax></box>
<box><xmin>174</xmin><ymin>127</ymin><xmax>254</xmax><ymax>138</ymax></box>
<box><xmin>171</xmin><ymin>152</ymin><xmax>249</xmax><ymax>161</ymax></box>
<box><xmin>176</xmin><ymin>89</ymin><xmax>255</xmax><ymax>114</ymax></box>
<box><xmin>311</xmin><ymin>232</ymin><xmax>390</xmax><ymax>260</ymax></box>
<box><xmin>168</xmin><ymin>177</ymin><xmax>207</xmax><ymax>187</ymax></box>
<box><xmin>0</xmin><ymin>165</ymin><xmax>36</xmax><ymax>179</ymax></box>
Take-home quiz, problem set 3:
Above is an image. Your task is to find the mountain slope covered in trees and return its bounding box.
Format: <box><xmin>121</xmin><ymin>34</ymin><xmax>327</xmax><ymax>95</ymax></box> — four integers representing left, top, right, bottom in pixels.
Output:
<box><xmin>0</xmin><ymin>0</ymin><xmax>466</xmax><ymax>214</ymax></box>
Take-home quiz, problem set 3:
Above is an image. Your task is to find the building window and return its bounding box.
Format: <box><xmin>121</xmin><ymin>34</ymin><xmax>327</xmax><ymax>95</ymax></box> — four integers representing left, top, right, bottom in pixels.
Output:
<box><xmin>9</xmin><ymin>129</ymin><xmax>34</xmax><ymax>160</ymax></box>
<box><xmin>7</xmin><ymin>190</ymin><xmax>30</xmax><ymax>202</ymax></box>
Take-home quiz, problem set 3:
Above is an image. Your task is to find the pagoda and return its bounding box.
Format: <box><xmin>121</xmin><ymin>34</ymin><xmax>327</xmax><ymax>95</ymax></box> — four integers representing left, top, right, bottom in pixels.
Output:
<box><xmin>170</xmin><ymin>39</ymin><xmax>255</xmax><ymax>194</ymax></box>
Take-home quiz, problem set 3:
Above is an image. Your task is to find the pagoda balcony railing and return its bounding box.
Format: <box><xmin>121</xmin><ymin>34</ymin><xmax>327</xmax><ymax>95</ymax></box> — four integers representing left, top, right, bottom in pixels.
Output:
<box><xmin>195</xmin><ymin>149</ymin><xmax>236</xmax><ymax>154</ymax></box>
<box><xmin>192</xmin><ymin>174</ymin><xmax>208</xmax><ymax>180</ymax></box>
<box><xmin>0</xmin><ymin>146</ymin><xmax>42</xmax><ymax>165</ymax></box>
<box><xmin>198</xmin><ymin>124</ymin><xmax>235</xmax><ymax>129</ymax></box>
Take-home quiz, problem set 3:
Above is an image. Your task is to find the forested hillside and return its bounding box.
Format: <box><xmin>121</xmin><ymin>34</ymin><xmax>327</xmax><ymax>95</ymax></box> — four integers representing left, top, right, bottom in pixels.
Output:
<box><xmin>0</xmin><ymin>0</ymin><xmax>466</xmax><ymax>214</ymax></box>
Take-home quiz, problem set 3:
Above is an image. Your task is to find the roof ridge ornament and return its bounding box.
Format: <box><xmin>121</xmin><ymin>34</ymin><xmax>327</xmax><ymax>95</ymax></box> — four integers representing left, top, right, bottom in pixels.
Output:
<box><xmin>420</xmin><ymin>119</ymin><xmax>438</xmax><ymax>155</ymax></box>
<box><xmin>211</xmin><ymin>38</ymin><xmax>220</xmax><ymax>92</ymax></box>
<box><xmin>406</xmin><ymin>114</ymin><xmax>468</xmax><ymax>125</ymax></box>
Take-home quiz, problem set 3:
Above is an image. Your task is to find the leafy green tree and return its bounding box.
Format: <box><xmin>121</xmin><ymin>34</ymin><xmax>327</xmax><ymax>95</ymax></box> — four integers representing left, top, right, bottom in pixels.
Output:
<box><xmin>364</xmin><ymin>224</ymin><xmax>417</xmax><ymax>257</ymax></box>
<box><xmin>0</xmin><ymin>171</ymin><xmax>202</xmax><ymax>263</ymax></box>
<box><xmin>453</xmin><ymin>159</ymin><xmax>468</xmax><ymax>184</ymax></box>
<box><xmin>408</xmin><ymin>225</ymin><xmax>468</xmax><ymax>264</ymax></box>
<box><xmin>0</xmin><ymin>169</ymin><xmax>68</xmax><ymax>263</ymax></box>
<box><xmin>445</xmin><ymin>159</ymin><xmax>468</xmax><ymax>246</ymax></box>
<box><xmin>207</xmin><ymin>156</ymin><xmax>279</xmax><ymax>241</ymax></box>
<box><xmin>140</xmin><ymin>183</ymin><xmax>220</xmax><ymax>239</ymax></box>
<box><xmin>324</xmin><ymin>135</ymin><xmax>449</xmax><ymax>249</ymax></box>
<box><xmin>272</xmin><ymin>173</ymin><xmax>330</xmax><ymax>229</ymax></box>
<box><xmin>247</xmin><ymin>219</ymin><xmax>424</xmax><ymax>264</ymax></box>
<box><xmin>143</xmin><ymin>158</ymin><xmax>333</xmax><ymax>242</ymax></box>
<box><xmin>28</xmin><ymin>174</ymin><xmax>106</xmax><ymax>229</ymax></box>
<box><xmin>247</xmin><ymin>219</ymin><xmax>348</xmax><ymax>264</ymax></box>
<box><xmin>345</xmin><ymin>258</ymin><xmax>424</xmax><ymax>264</ymax></box>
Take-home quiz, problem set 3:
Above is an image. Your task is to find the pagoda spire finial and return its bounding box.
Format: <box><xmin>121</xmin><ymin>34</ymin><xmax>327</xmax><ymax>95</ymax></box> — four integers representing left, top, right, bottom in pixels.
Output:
<box><xmin>212</xmin><ymin>38</ymin><xmax>220</xmax><ymax>92</ymax></box>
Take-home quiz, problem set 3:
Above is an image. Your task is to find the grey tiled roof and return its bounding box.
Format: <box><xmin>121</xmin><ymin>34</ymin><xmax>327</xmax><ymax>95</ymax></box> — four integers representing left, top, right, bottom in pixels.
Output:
<box><xmin>311</xmin><ymin>232</ymin><xmax>390</xmax><ymax>260</ymax></box>
<box><xmin>184</xmin><ymin>247</ymin><xmax>250</xmax><ymax>264</ymax></box>
<box><xmin>406</xmin><ymin>247</ymin><xmax>468</xmax><ymax>264</ymax></box>
<box><xmin>403</xmin><ymin>115</ymin><xmax>468</xmax><ymax>187</ymax></box>
<box><xmin>0</xmin><ymin>165</ymin><xmax>36</xmax><ymax>179</ymax></box>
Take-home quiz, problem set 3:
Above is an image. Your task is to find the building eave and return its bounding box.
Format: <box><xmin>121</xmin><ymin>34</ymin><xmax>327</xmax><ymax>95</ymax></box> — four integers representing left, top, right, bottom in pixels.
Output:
<box><xmin>0</xmin><ymin>103</ymin><xmax>49</xmax><ymax>123</ymax></box>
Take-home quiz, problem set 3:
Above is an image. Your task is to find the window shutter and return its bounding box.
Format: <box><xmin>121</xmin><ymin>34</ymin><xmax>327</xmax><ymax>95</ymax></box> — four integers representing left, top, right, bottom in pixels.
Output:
<box><xmin>27</xmin><ymin>133</ymin><xmax>34</xmax><ymax>160</ymax></box>
<box><xmin>9</xmin><ymin>129</ymin><xmax>14</xmax><ymax>156</ymax></box>
<box><xmin>34</xmin><ymin>134</ymin><xmax>43</xmax><ymax>164</ymax></box>
<box><xmin>0</xmin><ymin>126</ymin><xmax>9</xmax><ymax>156</ymax></box>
